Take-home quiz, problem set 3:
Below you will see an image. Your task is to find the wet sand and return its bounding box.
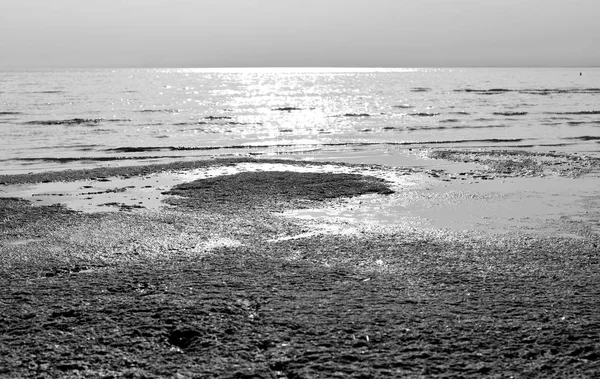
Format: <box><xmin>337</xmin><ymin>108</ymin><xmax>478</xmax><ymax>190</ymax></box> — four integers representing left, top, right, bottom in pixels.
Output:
<box><xmin>1</xmin><ymin>151</ymin><xmax>600</xmax><ymax>377</ymax></box>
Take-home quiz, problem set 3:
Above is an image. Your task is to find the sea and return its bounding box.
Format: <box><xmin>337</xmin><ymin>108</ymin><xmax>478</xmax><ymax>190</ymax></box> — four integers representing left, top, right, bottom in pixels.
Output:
<box><xmin>1</xmin><ymin>67</ymin><xmax>600</xmax><ymax>175</ymax></box>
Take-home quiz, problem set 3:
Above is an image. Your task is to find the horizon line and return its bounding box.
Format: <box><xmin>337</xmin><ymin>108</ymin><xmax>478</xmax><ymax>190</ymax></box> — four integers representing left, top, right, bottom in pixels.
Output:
<box><xmin>1</xmin><ymin>65</ymin><xmax>599</xmax><ymax>72</ymax></box>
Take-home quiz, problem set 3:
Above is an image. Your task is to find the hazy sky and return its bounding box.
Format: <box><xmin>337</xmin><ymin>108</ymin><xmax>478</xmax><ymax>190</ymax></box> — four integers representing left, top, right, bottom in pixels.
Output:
<box><xmin>0</xmin><ymin>0</ymin><xmax>598</xmax><ymax>68</ymax></box>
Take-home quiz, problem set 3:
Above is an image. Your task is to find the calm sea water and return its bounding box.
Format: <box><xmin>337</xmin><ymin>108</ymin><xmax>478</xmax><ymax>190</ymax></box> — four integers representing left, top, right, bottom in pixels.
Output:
<box><xmin>1</xmin><ymin>67</ymin><xmax>599</xmax><ymax>174</ymax></box>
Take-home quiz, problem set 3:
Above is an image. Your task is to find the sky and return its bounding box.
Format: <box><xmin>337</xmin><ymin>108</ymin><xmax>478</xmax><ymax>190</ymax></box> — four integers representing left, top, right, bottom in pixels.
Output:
<box><xmin>0</xmin><ymin>0</ymin><xmax>598</xmax><ymax>68</ymax></box>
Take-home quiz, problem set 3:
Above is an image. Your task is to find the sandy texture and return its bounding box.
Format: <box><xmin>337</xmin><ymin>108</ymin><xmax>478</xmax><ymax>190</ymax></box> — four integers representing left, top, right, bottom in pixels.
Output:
<box><xmin>165</xmin><ymin>171</ymin><xmax>394</xmax><ymax>212</ymax></box>
<box><xmin>428</xmin><ymin>149</ymin><xmax>600</xmax><ymax>179</ymax></box>
<box><xmin>0</xmin><ymin>158</ymin><xmax>366</xmax><ymax>186</ymax></box>
<box><xmin>1</xmin><ymin>153</ymin><xmax>600</xmax><ymax>378</ymax></box>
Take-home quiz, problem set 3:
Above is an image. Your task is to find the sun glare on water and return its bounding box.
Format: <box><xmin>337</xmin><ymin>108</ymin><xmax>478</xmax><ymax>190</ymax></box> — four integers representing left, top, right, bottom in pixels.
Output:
<box><xmin>166</xmin><ymin>67</ymin><xmax>422</xmax><ymax>74</ymax></box>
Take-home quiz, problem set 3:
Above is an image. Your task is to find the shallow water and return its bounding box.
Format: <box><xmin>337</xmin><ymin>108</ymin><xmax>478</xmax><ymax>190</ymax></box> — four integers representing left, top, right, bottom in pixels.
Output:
<box><xmin>4</xmin><ymin>157</ymin><xmax>598</xmax><ymax>239</ymax></box>
<box><xmin>283</xmin><ymin>174</ymin><xmax>600</xmax><ymax>238</ymax></box>
<box><xmin>0</xmin><ymin>161</ymin><xmax>406</xmax><ymax>213</ymax></box>
<box><xmin>2</xmin><ymin>67</ymin><xmax>600</xmax><ymax>174</ymax></box>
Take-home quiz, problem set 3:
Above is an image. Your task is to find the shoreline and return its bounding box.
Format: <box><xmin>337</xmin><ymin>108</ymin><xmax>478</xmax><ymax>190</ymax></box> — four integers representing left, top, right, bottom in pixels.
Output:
<box><xmin>2</xmin><ymin>150</ymin><xmax>600</xmax><ymax>377</ymax></box>
<box><xmin>1</xmin><ymin>149</ymin><xmax>599</xmax><ymax>235</ymax></box>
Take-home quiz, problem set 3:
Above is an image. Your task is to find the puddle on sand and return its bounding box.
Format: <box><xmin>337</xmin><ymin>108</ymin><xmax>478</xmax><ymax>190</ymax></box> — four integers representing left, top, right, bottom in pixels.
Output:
<box><xmin>1</xmin><ymin>176</ymin><xmax>180</xmax><ymax>213</ymax></box>
<box><xmin>0</xmin><ymin>162</ymin><xmax>416</xmax><ymax>213</ymax></box>
<box><xmin>285</xmin><ymin>145</ymin><xmax>487</xmax><ymax>173</ymax></box>
<box><xmin>3</xmin><ymin>157</ymin><xmax>598</xmax><ymax>238</ymax></box>
<box><xmin>282</xmin><ymin>175</ymin><xmax>600</xmax><ymax>238</ymax></box>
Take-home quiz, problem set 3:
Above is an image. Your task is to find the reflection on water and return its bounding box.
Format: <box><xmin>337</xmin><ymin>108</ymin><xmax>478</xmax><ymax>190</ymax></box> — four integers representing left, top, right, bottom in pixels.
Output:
<box><xmin>282</xmin><ymin>175</ymin><xmax>600</xmax><ymax>238</ymax></box>
<box><xmin>2</xmin><ymin>67</ymin><xmax>600</xmax><ymax>174</ymax></box>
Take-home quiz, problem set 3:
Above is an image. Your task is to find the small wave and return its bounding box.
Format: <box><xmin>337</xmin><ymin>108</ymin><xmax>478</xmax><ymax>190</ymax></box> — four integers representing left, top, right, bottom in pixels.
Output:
<box><xmin>225</xmin><ymin>121</ymin><xmax>261</xmax><ymax>125</ymax></box>
<box><xmin>564</xmin><ymin>136</ymin><xmax>600</xmax><ymax>141</ymax></box>
<box><xmin>176</xmin><ymin>120</ymin><xmax>261</xmax><ymax>126</ymax></box>
<box><xmin>454</xmin><ymin>88</ymin><xmax>512</xmax><ymax>94</ymax></box>
<box><xmin>438</xmin><ymin>124</ymin><xmax>509</xmax><ymax>130</ymax></box>
<box><xmin>393</xmin><ymin>104</ymin><xmax>413</xmax><ymax>109</ymax></box>
<box><xmin>439</xmin><ymin>119</ymin><xmax>460</xmax><ymax>123</ymax></box>
<box><xmin>108</xmin><ymin>146</ymin><xmax>170</xmax><ymax>153</ymax></box>
<box><xmin>192</xmin><ymin>138</ymin><xmax>523</xmax><ymax>149</ymax></box>
<box><xmin>317</xmin><ymin>138</ymin><xmax>525</xmax><ymax>146</ymax></box>
<box><xmin>75</xmin><ymin>145</ymin><xmax>100</xmax><ymax>151</ymax></box>
<box><xmin>91</xmin><ymin>129</ymin><xmax>115</xmax><ymax>134</ymax></box>
<box><xmin>407</xmin><ymin>124</ymin><xmax>509</xmax><ymax>131</ymax></box>
<box><xmin>493</xmin><ymin>111</ymin><xmax>528</xmax><ymax>116</ymax></box>
<box><xmin>28</xmin><ymin>144</ymin><xmax>101</xmax><ymax>151</ymax></box>
<box><xmin>522</xmin><ymin>88</ymin><xmax>600</xmax><ymax>95</ymax></box>
<box><xmin>54</xmin><ymin>143</ymin><xmax>100</xmax><ymax>149</ymax></box>
<box><xmin>567</xmin><ymin>121</ymin><xmax>589</xmax><ymax>126</ymax></box>
<box><xmin>544</xmin><ymin>117</ymin><xmax>572</xmax><ymax>121</ymax></box>
<box><xmin>97</xmin><ymin>140</ymin><xmax>529</xmax><ymax>157</ymax></box>
<box><xmin>174</xmin><ymin>122</ymin><xmax>209</xmax><ymax>126</ymax></box>
<box><xmin>409</xmin><ymin>112</ymin><xmax>440</xmax><ymax>117</ymax></box>
<box><xmin>449</xmin><ymin>111</ymin><xmax>470</xmax><ymax>115</ymax></box>
<box><xmin>411</xmin><ymin>87</ymin><xmax>431</xmax><ymax>92</ymax></box>
<box><xmin>343</xmin><ymin>113</ymin><xmax>371</xmax><ymax>117</ymax></box>
<box><xmin>272</xmin><ymin>107</ymin><xmax>304</xmax><ymax>111</ymax></box>
<box><xmin>442</xmin><ymin>138</ymin><xmax>524</xmax><ymax>144</ymax></box>
<box><xmin>0</xmin><ymin>111</ymin><xmax>22</xmax><ymax>115</ymax></box>
<box><xmin>171</xmin><ymin>145</ymin><xmax>282</xmax><ymax>151</ymax></box>
<box><xmin>24</xmin><ymin>118</ymin><xmax>100</xmax><ymax>125</ymax></box>
<box><xmin>136</xmin><ymin>109</ymin><xmax>180</xmax><ymax>113</ymax></box>
<box><xmin>538</xmin><ymin>143</ymin><xmax>573</xmax><ymax>147</ymax></box>
<box><xmin>547</xmin><ymin>111</ymin><xmax>600</xmax><ymax>115</ymax></box>
<box><xmin>455</xmin><ymin>88</ymin><xmax>600</xmax><ymax>95</ymax></box>
<box><xmin>30</xmin><ymin>90</ymin><xmax>64</xmax><ymax>94</ymax></box>
<box><xmin>204</xmin><ymin>116</ymin><xmax>233</xmax><ymax>120</ymax></box>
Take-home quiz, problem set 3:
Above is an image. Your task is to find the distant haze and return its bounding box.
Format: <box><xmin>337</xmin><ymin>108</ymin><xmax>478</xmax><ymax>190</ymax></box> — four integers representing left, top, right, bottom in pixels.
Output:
<box><xmin>1</xmin><ymin>0</ymin><xmax>598</xmax><ymax>68</ymax></box>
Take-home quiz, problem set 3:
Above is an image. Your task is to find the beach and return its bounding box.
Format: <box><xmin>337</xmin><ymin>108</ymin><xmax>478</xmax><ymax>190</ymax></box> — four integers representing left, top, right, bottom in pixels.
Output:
<box><xmin>1</xmin><ymin>149</ymin><xmax>600</xmax><ymax>377</ymax></box>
